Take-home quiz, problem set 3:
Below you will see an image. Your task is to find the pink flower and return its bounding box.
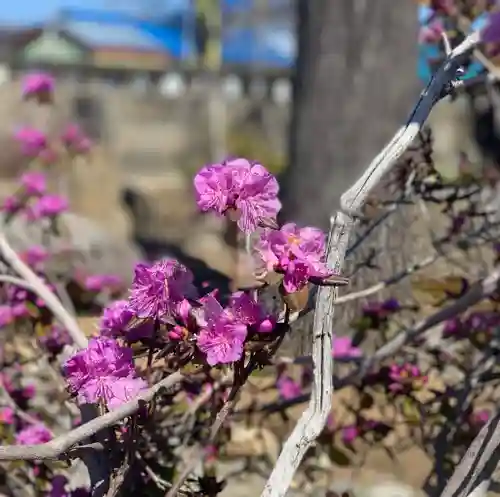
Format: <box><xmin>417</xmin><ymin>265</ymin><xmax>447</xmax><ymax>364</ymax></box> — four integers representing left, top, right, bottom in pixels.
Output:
<box><xmin>63</xmin><ymin>337</ymin><xmax>147</xmax><ymax>410</ymax></box>
<box><xmin>256</xmin><ymin>223</ymin><xmax>334</xmax><ymax>293</ymax></box>
<box><xmin>227</xmin><ymin>291</ymin><xmax>276</xmax><ymax>333</ymax></box>
<box><xmin>21</xmin><ymin>72</ymin><xmax>55</xmax><ymax>102</ymax></box>
<box><xmin>332</xmin><ymin>336</ymin><xmax>362</xmax><ymax>359</ymax></box>
<box><xmin>0</xmin><ymin>407</ymin><xmax>14</xmax><ymax>424</ymax></box>
<box><xmin>29</xmin><ymin>194</ymin><xmax>68</xmax><ymax>219</ymax></box>
<box><xmin>16</xmin><ymin>423</ymin><xmax>52</xmax><ymax>445</ymax></box>
<box><xmin>471</xmin><ymin>409</ymin><xmax>490</xmax><ymax>427</ymax></box>
<box><xmin>0</xmin><ymin>306</ymin><xmax>13</xmax><ymax>327</ymax></box>
<box><xmin>99</xmin><ymin>300</ymin><xmax>153</xmax><ymax>341</ymax></box>
<box><xmin>14</xmin><ymin>127</ymin><xmax>48</xmax><ymax>157</ymax></box>
<box><xmin>277</xmin><ymin>375</ymin><xmax>301</xmax><ymax>400</ymax></box>
<box><xmin>39</xmin><ymin>325</ymin><xmax>71</xmax><ymax>354</ymax></box>
<box><xmin>61</xmin><ymin>124</ymin><xmax>92</xmax><ymax>155</ymax></box>
<box><xmin>128</xmin><ymin>260</ymin><xmax>196</xmax><ymax>320</ymax></box>
<box><xmin>194</xmin><ymin>158</ymin><xmax>281</xmax><ymax>233</ymax></box>
<box><xmin>342</xmin><ymin>425</ymin><xmax>359</xmax><ymax>444</ymax></box>
<box><xmin>2</xmin><ymin>195</ymin><xmax>21</xmax><ymax>214</ymax></box>
<box><xmin>20</xmin><ymin>171</ymin><xmax>46</xmax><ymax>196</ymax></box>
<box><xmin>196</xmin><ymin>294</ymin><xmax>248</xmax><ymax>366</ymax></box>
<box><xmin>84</xmin><ymin>274</ymin><xmax>122</xmax><ymax>292</ymax></box>
<box><xmin>388</xmin><ymin>364</ymin><xmax>427</xmax><ymax>392</ymax></box>
<box><xmin>20</xmin><ymin>245</ymin><xmax>49</xmax><ymax>269</ymax></box>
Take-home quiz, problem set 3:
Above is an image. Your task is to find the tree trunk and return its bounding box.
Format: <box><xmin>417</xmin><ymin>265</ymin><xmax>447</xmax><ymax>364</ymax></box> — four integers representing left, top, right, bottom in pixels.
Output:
<box><xmin>278</xmin><ymin>0</ymin><xmax>423</xmax><ymax>355</ymax></box>
<box><xmin>281</xmin><ymin>0</ymin><xmax>420</xmax><ymax>227</ymax></box>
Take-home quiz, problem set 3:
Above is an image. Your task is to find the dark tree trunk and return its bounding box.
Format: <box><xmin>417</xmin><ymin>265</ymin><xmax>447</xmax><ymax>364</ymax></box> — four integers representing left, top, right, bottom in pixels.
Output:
<box><xmin>280</xmin><ymin>0</ymin><xmax>420</xmax><ymax>228</ymax></box>
<box><xmin>277</xmin><ymin>0</ymin><xmax>423</xmax><ymax>355</ymax></box>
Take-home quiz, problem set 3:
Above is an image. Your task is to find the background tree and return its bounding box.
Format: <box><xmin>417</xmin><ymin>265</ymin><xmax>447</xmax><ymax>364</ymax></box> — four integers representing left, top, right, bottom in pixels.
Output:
<box><xmin>279</xmin><ymin>0</ymin><xmax>423</xmax><ymax>352</ymax></box>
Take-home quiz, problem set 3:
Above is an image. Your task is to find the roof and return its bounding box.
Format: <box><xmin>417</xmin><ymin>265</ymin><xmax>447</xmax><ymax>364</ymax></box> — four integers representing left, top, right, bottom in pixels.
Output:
<box><xmin>62</xmin><ymin>20</ymin><xmax>168</xmax><ymax>52</ymax></box>
<box><xmin>222</xmin><ymin>22</ymin><xmax>295</xmax><ymax>68</ymax></box>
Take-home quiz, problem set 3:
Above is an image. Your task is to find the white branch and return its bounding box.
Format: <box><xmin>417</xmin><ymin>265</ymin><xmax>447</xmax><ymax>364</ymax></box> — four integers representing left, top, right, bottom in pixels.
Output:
<box><xmin>260</xmin><ymin>29</ymin><xmax>480</xmax><ymax>497</ymax></box>
<box><xmin>0</xmin><ymin>372</ymin><xmax>182</xmax><ymax>461</ymax></box>
<box><xmin>0</xmin><ymin>232</ymin><xmax>88</xmax><ymax>349</ymax></box>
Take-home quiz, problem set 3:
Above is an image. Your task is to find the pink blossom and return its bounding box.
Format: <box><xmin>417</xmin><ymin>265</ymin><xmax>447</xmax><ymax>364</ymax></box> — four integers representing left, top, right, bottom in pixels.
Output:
<box><xmin>16</xmin><ymin>423</ymin><xmax>52</xmax><ymax>445</ymax></box>
<box><xmin>2</xmin><ymin>195</ymin><xmax>21</xmax><ymax>214</ymax></box>
<box><xmin>388</xmin><ymin>364</ymin><xmax>427</xmax><ymax>392</ymax></box>
<box><xmin>471</xmin><ymin>409</ymin><xmax>490</xmax><ymax>427</ymax></box>
<box><xmin>14</xmin><ymin>127</ymin><xmax>48</xmax><ymax>157</ymax></box>
<box><xmin>29</xmin><ymin>194</ymin><xmax>68</xmax><ymax>219</ymax></box>
<box><xmin>196</xmin><ymin>294</ymin><xmax>248</xmax><ymax>366</ymax></box>
<box><xmin>341</xmin><ymin>425</ymin><xmax>359</xmax><ymax>444</ymax></box>
<box><xmin>99</xmin><ymin>300</ymin><xmax>153</xmax><ymax>341</ymax></box>
<box><xmin>0</xmin><ymin>306</ymin><xmax>13</xmax><ymax>327</ymax></box>
<box><xmin>129</xmin><ymin>260</ymin><xmax>196</xmax><ymax>320</ymax></box>
<box><xmin>256</xmin><ymin>222</ymin><xmax>334</xmax><ymax>293</ymax></box>
<box><xmin>21</xmin><ymin>72</ymin><xmax>55</xmax><ymax>102</ymax></box>
<box><xmin>227</xmin><ymin>291</ymin><xmax>276</xmax><ymax>333</ymax></box>
<box><xmin>332</xmin><ymin>336</ymin><xmax>362</xmax><ymax>359</ymax></box>
<box><xmin>84</xmin><ymin>274</ymin><xmax>122</xmax><ymax>292</ymax></box>
<box><xmin>61</xmin><ymin>124</ymin><xmax>92</xmax><ymax>154</ymax></box>
<box><xmin>194</xmin><ymin>158</ymin><xmax>281</xmax><ymax>233</ymax></box>
<box><xmin>20</xmin><ymin>245</ymin><xmax>49</xmax><ymax>269</ymax></box>
<box><xmin>277</xmin><ymin>375</ymin><xmax>301</xmax><ymax>400</ymax></box>
<box><xmin>20</xmin><ymin>171</ymin><xmax>46</xmax><ymax>196</ymax></box>
<box><xmin>0</xmin><ymin>407</ymin><xmax>14</xmax><ymax>424</ymax></box>
<box><xmin>39</xmin><ymin>325</ymin><xmax>71</xmax><ymax>354</ymax></box>
<box><xmin>63</xmin><ymin>336</ymin><xmax>147</xmax><ymax>410</ymax></box>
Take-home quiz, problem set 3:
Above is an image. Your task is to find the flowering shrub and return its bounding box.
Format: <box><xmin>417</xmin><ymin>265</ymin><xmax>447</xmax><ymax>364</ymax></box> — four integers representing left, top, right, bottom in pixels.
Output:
<box><xmin>0</xmin><ymin>20</ymin><xmax>500</xmax><ymax>496</ymax></box>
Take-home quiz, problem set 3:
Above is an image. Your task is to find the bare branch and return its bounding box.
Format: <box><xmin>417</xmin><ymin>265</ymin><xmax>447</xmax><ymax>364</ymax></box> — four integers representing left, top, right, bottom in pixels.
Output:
<box><xmin>0</xmin><ymin>232</ymin><xmax>88</xmax><ymax>349</ymax></box>
<box><xmin>0</xmin><ymin>372</ymin><xmax>182</xmax><ymax>461</ymax></box>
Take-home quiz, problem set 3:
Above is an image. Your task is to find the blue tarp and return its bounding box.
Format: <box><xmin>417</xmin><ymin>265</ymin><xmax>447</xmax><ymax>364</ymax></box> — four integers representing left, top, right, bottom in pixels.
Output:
<box><xmin>58</xmin><ymin>4</ymin><xmax>295</xmax><ymax>67</ymax></box>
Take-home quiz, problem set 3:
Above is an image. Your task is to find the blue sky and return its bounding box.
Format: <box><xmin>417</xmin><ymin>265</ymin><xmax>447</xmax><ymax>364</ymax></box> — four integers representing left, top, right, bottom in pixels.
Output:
<box><xmin>0</xmin><ymin>0</ymin><xmax>190</xmax><ymax>25</ymax></box>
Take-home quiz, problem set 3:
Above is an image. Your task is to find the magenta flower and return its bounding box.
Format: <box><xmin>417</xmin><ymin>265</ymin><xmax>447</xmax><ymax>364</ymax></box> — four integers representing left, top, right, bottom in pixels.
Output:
<box><xmin>16</xmin><ymin>423</ymin><xmax>52</xmax><ymax>445</ymax></box>
<box><xmin>2</xmin><ymin>195</ymin><xmax>21</xmax><ymax>214</ymax></box>
<box><xmin>63</xmin><ymin>337</ymin><xmax>147</xmax><ymax>410</ymax></box>
<box><xmin>196</xmin><ymin>294</ymin><xmax>248</xmax><ymax>366</ymax></box>
<box><xmin>277</xmin><ymin>375</ymin><xmax>302</xmax><ymax>400</ymax></box>
<box><xmin>30</xmin><ymin>194</ymin><xmax>68</xmax><ymax>219</ymax></box>
<box><xmin>14</xmin><ymin>127</ymin><xmax>48</xmax><ymax>157</ymax></box>
<box><xmin>61</xmin><ymin>123</ymin><xmax>92</xmax><ymax>155</ymax></box>
<box><xmin>21</xmin><ymin>72</ymin><xmax>55</xmax><ymax>102</ymax></box>
<box><xmin>0</xmin><ymin>407</ymin><xmax>14</xmax><ymax>424</ymax></box>
<box><xmin>332</xmin><ymin>336</ymin><xmax>362</xmax><ymax>359</ymax></box>
<box><xmin>227</xmin><ymin>291</ymin><xmax>276</xmax><ymax>333</ymax></box>
<box><xmin>20</xmin><ymin>245</ymin><xmax>49</xmax><ymax>269</ymax></box>
<box><xmin>39</xmin><ymin>325</ymin><xmax>71</xmax><ymax>355</ymax></box>
<box><xmin>194</xmin><ymin>158</ymin><xmax>281</xmax><ymax>233</ymax></box>
<box><xmin>256</xmin><ymin>223</ymin><xmax>334</xmax><ymax>293</ymax></box>
<box><xmin>129</xmin><ymin>260</ymin><xmax>196</xmax><ymax>320</ymax></box>
<box><xmin>341</xmin><ymin>425</ymin><xmax>359</xmax><ymax>444</ymax></box>
<box><xmin>0</xmin><ymin>306</ymin><xmax>13</xmax><ymax>327</ymax></box>
<box><xmin>99</xmin><ymin>300</ymin><xmax>153</xmax><ymax>341</ymax></box>
<box><xmin>388</xmin><ymin>364</ymin><xmax>427</xmax><ymax>393</ymax></box>
<box><xmin>84</xmin><ymin>274</ymin><xmax>122</xmax><ymax>292</ymax></box>
<box><xmin>471</xmin><ymin>409</ymin><xmax>490</xmax><ymax>427</ymax></box>
<box><xmin>20</xmin><ymin>171</ymin><xmax>46</xmax><ymax>196</ymax></box>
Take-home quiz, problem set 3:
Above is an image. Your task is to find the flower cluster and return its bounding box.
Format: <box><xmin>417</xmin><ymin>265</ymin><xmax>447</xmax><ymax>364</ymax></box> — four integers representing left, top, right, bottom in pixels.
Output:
<box><xmin>63</xmin><ymin>337</ymin><xmax>147</xmax><ymax>410</ymax></box>
<box><xmin>2</xmin><ymin>171</ymin><xmax>68</xmax><ymax>221</ymax></box>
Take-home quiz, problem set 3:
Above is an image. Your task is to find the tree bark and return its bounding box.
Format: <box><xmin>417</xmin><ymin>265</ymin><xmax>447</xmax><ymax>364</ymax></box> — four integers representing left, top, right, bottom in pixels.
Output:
<box><xmin>277</xmin><ymin>0</ymin><xmax>423</xmax><ymax>355</ymax></box>
<box><xmin>281</xmin><ymin>0</ymin><xmax>420</xmax><ymax>227</ymax></box>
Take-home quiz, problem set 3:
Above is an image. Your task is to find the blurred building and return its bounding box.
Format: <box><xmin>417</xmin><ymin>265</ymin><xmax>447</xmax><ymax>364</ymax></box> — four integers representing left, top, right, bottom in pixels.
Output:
<box><xmin>0</xmin><ymin>1</ymin><xmax>296</xmax><ymax>101</ymax></box>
